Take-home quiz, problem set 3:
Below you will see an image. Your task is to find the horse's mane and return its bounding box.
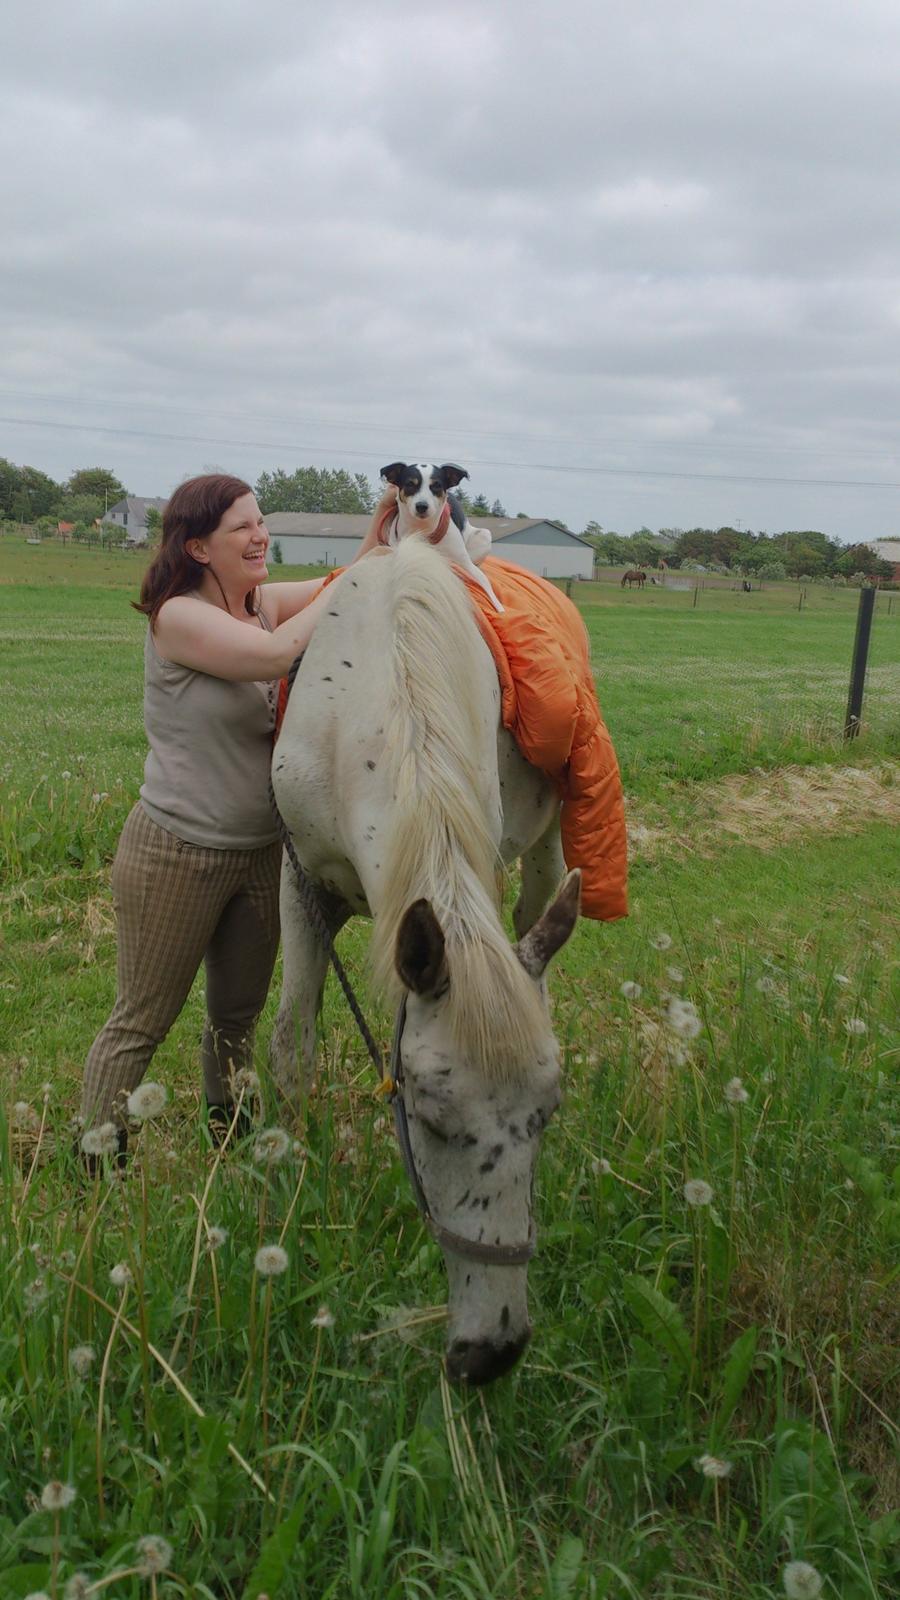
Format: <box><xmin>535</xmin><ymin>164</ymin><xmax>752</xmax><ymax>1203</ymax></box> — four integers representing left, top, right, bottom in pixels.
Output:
<box><xmin>370</xmin><ymin>540</ymin><xmax>552</xmax><ymax>1080</ymax></box>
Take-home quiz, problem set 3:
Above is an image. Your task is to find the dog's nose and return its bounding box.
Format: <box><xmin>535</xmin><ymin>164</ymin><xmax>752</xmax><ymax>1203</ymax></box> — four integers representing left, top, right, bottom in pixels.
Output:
<box><xmin>414</xmin><ymin>501</ymin><xmax>430</xmax><ymax>516</ymax></box>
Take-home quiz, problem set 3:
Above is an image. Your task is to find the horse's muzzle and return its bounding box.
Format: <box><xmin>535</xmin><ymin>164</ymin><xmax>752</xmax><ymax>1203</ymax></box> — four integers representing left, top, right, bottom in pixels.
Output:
<box><xmin>445</xmin><ymin>1328</ymin><xmax>531</xmax><ymax>1386</ymax></box>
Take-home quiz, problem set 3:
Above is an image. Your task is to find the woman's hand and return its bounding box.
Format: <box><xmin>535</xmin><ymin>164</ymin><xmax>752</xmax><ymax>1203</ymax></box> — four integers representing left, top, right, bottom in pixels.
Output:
<box><xmin>354</xmin><ymin>484</ymin><xmax>399</xmax><ymax>561</ymax></box>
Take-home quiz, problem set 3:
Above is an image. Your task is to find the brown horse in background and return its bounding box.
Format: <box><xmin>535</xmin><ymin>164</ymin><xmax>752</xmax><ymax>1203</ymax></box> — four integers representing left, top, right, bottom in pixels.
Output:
<box><xmin>621</xmin><ymin>569</ymin><xmax>646</xmax><ymax>589</ymax></box>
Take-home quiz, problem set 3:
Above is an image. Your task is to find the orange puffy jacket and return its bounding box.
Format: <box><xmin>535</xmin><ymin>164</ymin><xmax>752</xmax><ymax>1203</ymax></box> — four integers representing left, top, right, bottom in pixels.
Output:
<box><xmin>275</xmin><ymin>557</ymin><xmax>628</xmax><ymax>922</ymax></box>
<box><xmin>461</xmin><ymin>558</ymin><xmax>627</xmax><ymax>922</ymax></box>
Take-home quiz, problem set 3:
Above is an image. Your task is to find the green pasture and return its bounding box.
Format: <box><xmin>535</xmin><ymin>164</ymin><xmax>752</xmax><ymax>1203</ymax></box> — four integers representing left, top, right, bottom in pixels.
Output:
<box><xmin>0</xmin><ymin>537</ymin><xmax>898</xmax><ymax>1598</ymax></box>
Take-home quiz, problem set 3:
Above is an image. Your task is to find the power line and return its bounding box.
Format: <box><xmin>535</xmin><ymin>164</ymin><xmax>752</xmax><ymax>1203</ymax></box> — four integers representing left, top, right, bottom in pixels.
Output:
<box><xmin>3</xmin><ymin>411</ymin><xmax>900</xmax><ymax>493</ymax></box>
<box><xmin>1</xmin><ymin>384</ymin><xmax>897</xmax><ymax>467</ymax></box>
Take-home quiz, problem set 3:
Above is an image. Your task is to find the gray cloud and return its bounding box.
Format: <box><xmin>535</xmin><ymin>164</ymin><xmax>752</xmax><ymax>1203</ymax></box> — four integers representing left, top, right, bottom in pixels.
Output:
<box><xmin>2</xmin><ymin>0</ymin><xmax>900</xmax><ymax>537</ymax></box>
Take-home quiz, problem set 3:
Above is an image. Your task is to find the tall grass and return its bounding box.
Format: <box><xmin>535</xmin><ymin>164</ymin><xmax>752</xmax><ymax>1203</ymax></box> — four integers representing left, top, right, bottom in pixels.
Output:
<box><xmin>1</xmin><ymin>561</ymin><xmax>898</xmax><ymax>1596</ymax></box>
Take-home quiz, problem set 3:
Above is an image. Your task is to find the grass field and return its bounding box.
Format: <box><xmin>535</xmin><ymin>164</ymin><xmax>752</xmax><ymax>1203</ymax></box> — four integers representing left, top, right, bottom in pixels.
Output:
<box><xmin>1</xmin><ymin>536</ymin><xmax>898</xmax><ymax>1599</ymax></box>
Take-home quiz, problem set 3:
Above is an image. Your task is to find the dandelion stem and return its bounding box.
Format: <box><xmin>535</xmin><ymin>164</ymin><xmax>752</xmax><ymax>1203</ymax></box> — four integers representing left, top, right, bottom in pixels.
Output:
<box><xmin>57</xmin><ymin>1269</ymin><xmax>275</xmax><ymax>1504</ymax></box>
<box><xmin>96</xmin><ymin>1286</ymin><xmax>128</xmax><ymax>1513</ymax></box>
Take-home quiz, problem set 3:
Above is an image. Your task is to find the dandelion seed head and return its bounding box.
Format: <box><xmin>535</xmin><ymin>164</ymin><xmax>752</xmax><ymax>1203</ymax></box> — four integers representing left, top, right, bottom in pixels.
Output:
<box><xmin>650</xmin><ymin>932</ymin><xmax>673</xmax><ymax>951</ymax></box>
<box><xmin>80</xmin><ymin>1122</ymin><xmax>120</xmax><ymax>1158</ymax></box>
<box><xmin>205</xmin><ymin>1226</ymin><xmax>228</xmax><ymax>1252</ymax></box>
<box><xmin>231</xmin><ymin>1067</ymin><xmax>259</xmax><ymax>1094</ymax></box>
<box><xmin>833</xmin><ymin>972</ymin><xmax>850</xmax><ymax>986</ymax></box>
<box><xmin>783</xmin><ymin>1561</ymin><xmax>823</xmax><ymax>1599</ymax></box>
<box><xmin>620</xmin><ymin>980</ymin><xmax>642</xmax><ymax>1000</ymax></box>
<box><xmin>724</xmin><ymin>1077</ymin><xmax>749</xmax><ymax>1105</ymax></box>
<box><xmin>24</xmin><ymin>1277</ymin><xmax>49</xmax><ymax>1313</ymax></box>
<box><xmin>24</xmin><ymin>1591</ymin><xmax>52</xmax><ymax>1600</ymax></box>
<box><xmin>40</xmin><ymin>1479</ymin><xmax>76</xmax><ymax>1511</ymax></box>
<box><xmin>254</xmin><ymin>1244</ymin><xmax>289</xmax><ymax>1278</ymax></box>
<box><xmin>253</xmin><ymin>1127</ymin><xmax>291</xmax><ymax>1163</ymax></box>
<box><xmin>666</xmin><ymin>965</ymin><xmax>684</xmax><ymax>985</ymax></box>
<box><xmin>136</xmin><ymin>1535</ymin><xmax>173</xmax><ymax>1576</ymax></box>
<box><xmin>126</xmin><ymin>1081</ymin><xmax>168</xmax><ymax>1120</ymax></box>
<box><xmin>69</xmin><ymin>1344</ymin><xmax>96</xmax><ymax>1377</ymax></box>
<box><xmin>311</xmin><ymin>1305</ymin><xmax>335</xmax><ymax>1328</ymax></box>
<box><xmin>844</xmin><ymin>1017</ymin><xmax>867</xmax><ymax>1036</ymax></box>
<box><xmin>591</xmin><ymin>1156</ymin><xmax>612</xmax><ymax>1176</ymax></box>
<box><xmin>11</xmin><ymin>1101</ymin><xmax>39</xmax><ymax>1131</ymax></box>
<box><xmin>109</xmin><ymin>1262</ymin><xmax>133</xmax><ymax>1289</ymax></box>
<box><xmin>684</xmin><ymin>1179</ymin><xmax>713</xmax><ymax>1207</ymax></box>
<box><xmin>666</xmin><ymin>997</ymin><xmax>702</xmax><ymax>1039</ymax></box>
<box><xmin>63</xmin><ymin>1574</ymin><xmax>91</xmax><ymax>1600</ymax></box>
<box><xmin>696</xmin><ymin>1453</ymin><xmax>732</xmax><ymax>1479</ymax></box>
<box><xmin>755</xmin><ymin>975</ymin><xmax>776</xmax><ymax>993</ymax></box>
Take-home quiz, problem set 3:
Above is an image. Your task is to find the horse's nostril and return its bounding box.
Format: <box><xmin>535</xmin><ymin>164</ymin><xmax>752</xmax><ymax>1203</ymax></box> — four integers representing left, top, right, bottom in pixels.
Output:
<box><xmin>446</xmin><ymin>1329</ymin><xmax>530</xmax><ymax>1386</ymax></box>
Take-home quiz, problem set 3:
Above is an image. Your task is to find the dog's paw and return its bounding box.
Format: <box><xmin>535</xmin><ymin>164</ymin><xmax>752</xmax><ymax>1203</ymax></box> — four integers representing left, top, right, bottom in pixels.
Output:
<box><xmin>463</xmin><ymin>525</ymin><xmax>492</xmax><ymax>564</ymax></box>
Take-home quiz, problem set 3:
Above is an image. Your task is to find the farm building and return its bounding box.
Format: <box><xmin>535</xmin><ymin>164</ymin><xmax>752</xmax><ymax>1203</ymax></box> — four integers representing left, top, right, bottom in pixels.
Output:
<box><xmin>866</xmin><ymin>538</ymin><xmax>900</xmax><ymax>581</ymax></box>
<box><xmin>263</xmin><ymin>512</ymin><xmax>595</xmax><ymax>579</ymax></box>
<box><xmin>102</xmin><ymin>496</ymin><xmax>168</xmax><ymax>545</ymax></box>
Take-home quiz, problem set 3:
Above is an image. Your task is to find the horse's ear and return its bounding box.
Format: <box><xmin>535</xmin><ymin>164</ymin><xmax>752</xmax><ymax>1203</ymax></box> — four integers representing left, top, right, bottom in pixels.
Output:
<box><xmin>381</xmin><ymin>462</ymin><xmax>407</xmax><ymax>486</ymax></box>
<box><xmin>514</xmin><ymin>870</ymin><xmax>581</xmax><ymax>979</ymax></box>
<box><xmin>395</xmin><ymin>899</ymin><xmax>449</xmax><ymax>996</ymax></box>
<box><xmin>438</xmin><ymin>463</ymin><xmax>469</xmax><ymax>489</ymax></box>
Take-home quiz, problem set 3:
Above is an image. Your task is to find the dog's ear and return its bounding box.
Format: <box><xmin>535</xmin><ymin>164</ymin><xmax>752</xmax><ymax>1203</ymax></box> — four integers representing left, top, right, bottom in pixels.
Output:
<box><xmin>380</xmin><ymin>462</ymin><xmax>407</xmax><ymax>486</ymax></box>
<box><xmin>438</xmin><ymin>464</ymin><xmax>469</xmax><ymax>489</ymax></box>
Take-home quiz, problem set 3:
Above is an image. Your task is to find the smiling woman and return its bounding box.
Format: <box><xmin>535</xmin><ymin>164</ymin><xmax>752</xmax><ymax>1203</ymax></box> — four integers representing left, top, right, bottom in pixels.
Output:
<box><xmin>79</xmin><ymin>472</ymin><xmax>394</xmax><ymax>1162</ymax></box>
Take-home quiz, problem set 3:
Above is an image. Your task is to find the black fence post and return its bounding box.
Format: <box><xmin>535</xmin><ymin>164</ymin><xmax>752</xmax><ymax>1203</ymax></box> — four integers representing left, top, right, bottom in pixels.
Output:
<box><xmin>844</xmin><ymin>586</ymin><xmax>876</xmax><ymax>739</ymax></box>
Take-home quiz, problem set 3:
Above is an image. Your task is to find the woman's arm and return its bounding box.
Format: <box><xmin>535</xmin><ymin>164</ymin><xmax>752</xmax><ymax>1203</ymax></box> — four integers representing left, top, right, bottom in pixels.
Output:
<box><xmin>153</xmin><ymin>581</ymin><xmax>342</xmax><ymax>682</ymax></box>
<box><xmin>263</xmin><ymin>485</ymin><xmax>398</xmax><ymax>626</ymax></box>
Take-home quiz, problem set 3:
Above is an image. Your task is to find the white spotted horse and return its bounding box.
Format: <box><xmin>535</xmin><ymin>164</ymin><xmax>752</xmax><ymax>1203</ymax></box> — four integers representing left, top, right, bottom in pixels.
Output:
<box><xmin>270</xmin><ymin>540</ymin><xmax>580</xmax><ymax>1384</ymax></box>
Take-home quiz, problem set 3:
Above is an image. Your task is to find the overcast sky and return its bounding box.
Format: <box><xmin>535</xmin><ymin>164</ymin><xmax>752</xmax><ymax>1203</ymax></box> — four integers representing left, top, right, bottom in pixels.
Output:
<box><xmin>3</xmin><ymin>0</ymin><xmax>900</xmax><ymax>540</ymax></box>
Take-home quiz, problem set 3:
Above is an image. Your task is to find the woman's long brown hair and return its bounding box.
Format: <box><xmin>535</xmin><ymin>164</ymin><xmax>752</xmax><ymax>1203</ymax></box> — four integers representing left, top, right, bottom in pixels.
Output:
<box><xmin>134</xmin><ymin>474</ymin><xmax>257</xmax><ymax>624</ymax></box>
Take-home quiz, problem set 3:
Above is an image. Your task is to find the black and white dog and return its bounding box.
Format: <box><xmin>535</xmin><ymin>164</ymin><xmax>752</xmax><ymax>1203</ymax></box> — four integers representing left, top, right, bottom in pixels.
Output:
<box><xmin>379</xmin><ymin>461</ymin><xmax>503</xmax><ymax>612</ymax></box>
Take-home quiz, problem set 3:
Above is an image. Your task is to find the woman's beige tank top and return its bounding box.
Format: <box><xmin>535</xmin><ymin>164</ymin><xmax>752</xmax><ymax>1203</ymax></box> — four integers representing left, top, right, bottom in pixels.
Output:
<box><xmin>139</xmin><ymin>613</ymin><xmax>280</xmax><ymax>849</ymax></box>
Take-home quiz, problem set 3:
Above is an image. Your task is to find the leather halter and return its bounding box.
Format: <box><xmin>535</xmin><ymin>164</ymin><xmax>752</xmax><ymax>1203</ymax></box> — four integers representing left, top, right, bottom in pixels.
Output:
<box><xmin>388</xmin><ymin>995</ymin><xmax>536</xmax><ymax>1268</ymax></box>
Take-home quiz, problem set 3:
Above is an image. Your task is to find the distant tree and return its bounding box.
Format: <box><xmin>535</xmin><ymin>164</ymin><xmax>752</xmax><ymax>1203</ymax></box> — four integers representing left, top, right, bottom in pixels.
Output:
<box><xmin>515</xmin><ymin>510</ymin><xmax>529</xmax><ymax>518</ymax></box>
<box><xmin>14</xmin><ymin>465</ymin><xmax>61</xmax><ymax>520</ymax></box>
<box><xmin>470</xmin><ymin>492</ymin><xmax>491</xmax><ymax>515</ymax></box>
<box><xmin>584</xmin><ymin>530</ymin><xmax>632</xmax><ymax>565</ymax></box>
<box><xmin>66</xmin><ymin>467</ymin><xmax>127</xmax><ymax>507</ymax></box>
<box><xmin>271</xmin><ymin>539</ymin><xmax>283</xmax><ymax>564</ymax></box>
<box><xmin>582</xmin><ymin>521</ymin><xmax>604</xmax><ymax>540</ymax></box>
<box><xmin>489</xmin><ymin>498</ymin><xmax>507</xmax><ymax>517</ymax></box>
<box><xmin>255</xmin><ymin>466</ymin><xmax>374</xmax><ymax>514</ymax></box>
<box><xmin>835</xmin><ymin>543</ymin><xmax>892</xmax><ymax>579</ymax></box>
<box><xmin>145</xmin><ymin>506</ymin><xmax>163</xmax><ymax>539</ymax></box>
<box><xmin>0</xmin><ymin>457</ymin><xmax>20</xmax><ymax>519</ymax></box>
<box><xmin>56</xmin><ymin>492</ymin><xmax>105</xmax><ymax>526</ymax></box>
<box><xmin>757</xmin><ymin>560</ymin><xmax>788</xmax><ymax>580</ymax></box>
<box><xmin>674</xmin><ymin>528</ymin><xmax>716</xmax><ymax>566</ymax></box>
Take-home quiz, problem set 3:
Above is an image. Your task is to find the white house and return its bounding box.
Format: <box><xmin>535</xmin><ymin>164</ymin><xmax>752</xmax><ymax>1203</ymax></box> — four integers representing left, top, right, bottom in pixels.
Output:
<box><xmin>263</xmin><ymin>512</ymin><xmax>594</xmax><ymax>579</ymax></box>
<box><xmin>102</xmin><ymin>496</ymin><xmax>168</xmax><ymax>545</ymax></box>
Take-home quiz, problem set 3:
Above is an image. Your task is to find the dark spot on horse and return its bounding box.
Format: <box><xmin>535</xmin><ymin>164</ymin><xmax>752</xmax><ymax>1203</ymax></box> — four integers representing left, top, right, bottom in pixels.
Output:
<box><xmin>481</xmin><ymin>1197</ymin><xmax>490</xmax><ymax>1210</ymax></box>
<box><xmin>351</xmin><ymin>580</ymin><xmax>358</xmax><ymax>587</ymax></box>
<box><xmin>366</xmin><ymin>759</ymin><xmax>376</xmax><ymax>770</ymax></box>
<box><xmin>525</xmin><ymin>1110</ymin><xmax>544</xmax><ymax>1138</ymax></box>
<box><xmin>456</xmin><ymin>1190</ymin><xmax>470</xmax><ymax>1207</ymax></box>
<box><xmin>466</xmin><ymin>1275</ymin><xmax>471</xmax><ymax>1287</ymax></box>
<box><xmin>328</xmin><ymin>610</ymin><xmax>339</xmax><ymax>616</ymax></box>
<box><xmin>342</xmin><ymin>660</ymin><xmax>353</xmax><ymax>668</ymax></box>
<box><xmin>463</xmin><ymin>1134</ymin><xmax>477</xmax><ymax>1148</ymax></box>
<box><xmin>322</xmin><ymin>676</ymin><xmax>332</xmax><ymax>682</ymax></box>
<box><xmin>500</xmin><ymin>1305</ymin><xmax>510</xmax><ymax>1330</ymax></box>
<box><xmin>274</xmin><ymin>760</ymin><xmax>284</xmax><ymax>771</ymax></box>
<box><xmin>470</xmin><ymin>1196</ymin><xmax>481</xmax><ymax>1209</ymax></box>
<box><xmin>479</xmin><ymin>1157</ymin><xmax>496</xmax><ymax>1175</ymax></box>
<box><xmin>491</xmin><ymin>1143</ymin><xmax>504</xmax><ymax>1160</ymax></box>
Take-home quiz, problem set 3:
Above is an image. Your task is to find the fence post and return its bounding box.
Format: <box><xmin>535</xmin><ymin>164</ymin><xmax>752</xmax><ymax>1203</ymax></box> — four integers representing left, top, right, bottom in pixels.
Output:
<box><xmin>692</xmin><ymin>586</ymin><xmax>699</xmax><ymax>609</ymax></box>
<box><xmin>844</xmin><ymin>586</ymin><xmax>876</xmax><ymax>739</ymax></box>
